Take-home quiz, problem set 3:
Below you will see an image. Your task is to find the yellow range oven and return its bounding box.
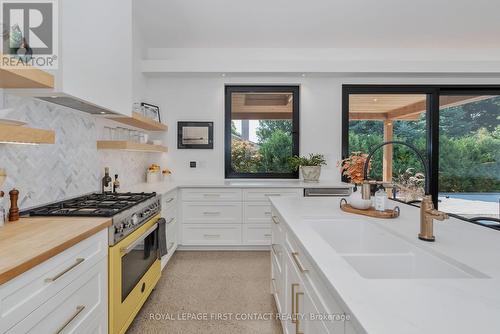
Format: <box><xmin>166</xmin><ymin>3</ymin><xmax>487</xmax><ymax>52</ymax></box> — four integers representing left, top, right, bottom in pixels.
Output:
<box><xmin>109</xmin><ymin>213</ymin><xmax>162</xmax><ymax>334</ymax></box>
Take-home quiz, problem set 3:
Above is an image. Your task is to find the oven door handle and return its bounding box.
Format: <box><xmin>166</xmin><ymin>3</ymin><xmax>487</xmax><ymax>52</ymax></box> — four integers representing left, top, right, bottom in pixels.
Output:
<box><xmin>120</xmin><ymin>223</ymin><xmax>158</xmax><ymax>255</ymax></box>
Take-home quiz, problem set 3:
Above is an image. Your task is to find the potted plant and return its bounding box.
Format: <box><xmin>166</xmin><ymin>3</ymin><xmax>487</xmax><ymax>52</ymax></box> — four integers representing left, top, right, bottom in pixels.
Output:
<box><xmin>289</xmin><ymin>153</ymin><xmax>327</xmax><ymax>182</ymax></box>
<box><xmin>337</xmin><ymin>152</ymin><xmax>372</xmax><ymax>209</ymax></box>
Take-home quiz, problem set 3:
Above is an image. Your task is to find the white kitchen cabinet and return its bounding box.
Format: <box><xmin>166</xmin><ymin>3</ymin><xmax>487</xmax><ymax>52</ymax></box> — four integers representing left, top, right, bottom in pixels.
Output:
<box><xmin>244</xmin><ymin>202</ymin><xmax>273</xmax><ymax>224</ymax></box>
<box><xmin>161</xmin><ymin>189</ymin><xmax>178</xmax><ymax>269</ymax></box>
<box><xmin>243</xmin><ymin>188</ymin><xmax>302</xmax><ymax>202</ymax></box>
<box><xmin>0</xmin><ymin>230</ymin><xmax>108</xmax><ymax>334</ymax></box>
<box><xmin>242</xmin><ymin>224</ymin><xmax>272</xmax><ymax>245</ymax></box>
<box><xmin>180</xmin><ymin>187</ymin><xmax>306</xmax><ymax>247</ymax></box>
<box><xmin>9</xmin><ymin>0</ymin><xmax>133</xmax><ymax>115</ymax></box>
<box><xmin>181</xmin><ymin>188</ymin><xmax>242</xmax><ymax>202</ymax></box>
<box><xmin>182</xmin><ymin>224</ymin><xmax>242</xmax><ymax>245</ymax></box>
<box><xmin>182</xmin><ymin>202</ymin><xmax>243</xmax><ymax>224</ymax></box>
<box><xmin>6</xmin><ymin>259</ymin><xmax>107</xmax><ymax>334</ymax></box>
<box><xmin>272</xmin><ymin>205</ymin><xmax>354</xmax><ymax>334</ymax></box>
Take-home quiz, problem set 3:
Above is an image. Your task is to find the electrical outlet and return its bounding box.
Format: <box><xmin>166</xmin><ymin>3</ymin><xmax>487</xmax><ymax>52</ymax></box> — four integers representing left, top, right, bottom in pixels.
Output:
<box><xmin>190</xmin><ymin>161</ymin><xmax>197</xmax><ymax>168</ymax></box>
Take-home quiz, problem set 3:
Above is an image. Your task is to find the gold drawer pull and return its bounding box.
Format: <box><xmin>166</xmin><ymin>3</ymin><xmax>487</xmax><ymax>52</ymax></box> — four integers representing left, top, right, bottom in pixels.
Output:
<box><xmin>271</xmin><ymin>243</ymin><xmax>279</xmax><ymax>255</ymax></box>
<box><xmin>264</xmin><ymin>211</ymin><xmax>272</xmax><ymax>215</ymax></box>
<box><xmin>271</xmin><ymin>278</ymin><xmax>278</xmax><ymax>295</ymax></box>
<box><xmin>165</xmin><ymin>197</ymin><xmax>175</xmax><ymax>203</ymax></box>
<box><xmin>203</xmin><ymin>193</ymin><xmax>220</xmax><ymax>197</ymax></box>
<box><xmin>55</xmin><ymin>305</ymin><xmax>85</xmax><ymax>334</ymax></box>
<box><xmin>203</xmin><ymin>211</ymin><xmax>221</xmax><ymax>215</ymax></box>
<box><xmin>265</xmin><ymin>193</ymin><xmax>281</xmax><ymax>197</ymax></box>
<box><xmin>264</xmin><ymin>234</ymin><xmax>272</xmax><ymax>238</ymax></box>
<box><xmin>166</xmin><ymin>217</ymin><xmax>175</xmax><ymax>224</ymax></box>
<box><xmin>203</xmin><ymin>234</ymin><xmax>221</xmax><ymax>238</ymax></box>
<box><xmin>271</xmin><ymin>216</ymin><xmax>279</xmax><ymax>224</ymax></box>
<box><xmin>291</xmin><ymin>252</ymin><xmax>308</xmax><ymax>273</ymax></box>
<box><xmin>291</xmin><ymin>283</ymin><xmax>299</xmax><ymax>323</ymax></box>
<box><xmin>295</xmin><ymin>292</ymin><xmax>304</xmax><ymax>334</ymax></box>
<box><xmin>45</xmin><ymin>258</ymin><xmax>84</xmax><ymax>282</ymax></box>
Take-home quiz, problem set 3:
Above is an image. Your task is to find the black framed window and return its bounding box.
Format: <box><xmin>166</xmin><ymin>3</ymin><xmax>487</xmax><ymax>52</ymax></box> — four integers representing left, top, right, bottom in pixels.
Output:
<box><xmin>342</xmin><ymin>85</ymin><xmax>500</xmax><ymax>229</ymax></box>
<box><xmin>225</xmin><ymin>85</ymin><xmax>300</xmax><ymax>179</ymax></box>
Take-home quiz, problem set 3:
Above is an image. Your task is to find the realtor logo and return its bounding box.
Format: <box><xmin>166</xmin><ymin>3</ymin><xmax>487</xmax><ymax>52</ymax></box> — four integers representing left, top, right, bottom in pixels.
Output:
<box><xmin>0</xmin><ymin>0</ymin><xmax>58</xmax><ymax>68</ymax></box>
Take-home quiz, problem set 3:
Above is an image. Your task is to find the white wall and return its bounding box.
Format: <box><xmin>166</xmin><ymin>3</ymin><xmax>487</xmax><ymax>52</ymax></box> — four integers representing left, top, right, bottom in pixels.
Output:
<box><xmin>144</xmin><ymin>74</ymin><xmax>500</xmax><ymax>182</ymax></box>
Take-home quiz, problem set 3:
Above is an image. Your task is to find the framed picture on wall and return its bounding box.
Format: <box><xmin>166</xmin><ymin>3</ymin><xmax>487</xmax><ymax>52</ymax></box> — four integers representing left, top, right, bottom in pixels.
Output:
<box><xmin>178</xmin><ymin>121</ymin><xmax>214</xmax><ymax>149</ymax></box>
<box><xmin>141</xmin><ymin>102</ymin><xmax>161</xmax><ymax>123</ymax></box>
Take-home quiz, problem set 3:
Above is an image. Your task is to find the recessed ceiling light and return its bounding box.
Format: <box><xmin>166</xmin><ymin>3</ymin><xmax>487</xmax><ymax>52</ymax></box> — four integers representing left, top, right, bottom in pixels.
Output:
<box><xmin>373</xmin><ymin>98</ymin><xmax>378</xmax><ymax>102</ymax></box>
<box><xmin>100</xmin><ymin>111</ymin><xmax>106</xmax><ymax>114</ymax></box>
<box><xmin>50</xmin><ymin>96</ymin><xmax>58</xmax><ymax>99</ymax></box>
<box><xmin>301</xmin><ymin>73</ymin><xmax>306</xmax><ymax>77</ymax></box>
<box><xmin>221</xmin><ymin>73</ymin><xmax>226</xmax><ymax>77</ymax></box>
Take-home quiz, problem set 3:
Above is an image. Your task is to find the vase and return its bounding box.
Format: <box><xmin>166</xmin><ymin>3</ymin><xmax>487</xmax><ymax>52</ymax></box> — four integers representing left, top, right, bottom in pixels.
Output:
<box><xmin>301</xmin><ymin>166</ymin><xmax>321</xmax><ymax>182</ymax></box>
<box><xmin>348</xmin><ymin>186</ymin><xmax>372</xmax><ymax>210</ymax></box>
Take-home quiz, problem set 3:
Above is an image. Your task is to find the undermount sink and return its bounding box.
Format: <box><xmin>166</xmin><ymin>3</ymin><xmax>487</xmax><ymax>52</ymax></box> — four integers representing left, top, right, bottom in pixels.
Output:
<box><xmin>308</xmin><ymin>219</ymin><xmax>488</xmax><ymax>279</ymax></box>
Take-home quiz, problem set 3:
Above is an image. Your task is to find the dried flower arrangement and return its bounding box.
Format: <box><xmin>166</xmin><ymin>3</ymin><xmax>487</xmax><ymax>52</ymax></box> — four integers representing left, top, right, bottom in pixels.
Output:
<box><xmin>394</xmin><ymin>168</ymin><xmax>425</xmax><ymax>202</ymax></box>
<box><xmin>337</xmin><ymin>152</ymin><xmax>370</xmax><ymax>185</ymax></box>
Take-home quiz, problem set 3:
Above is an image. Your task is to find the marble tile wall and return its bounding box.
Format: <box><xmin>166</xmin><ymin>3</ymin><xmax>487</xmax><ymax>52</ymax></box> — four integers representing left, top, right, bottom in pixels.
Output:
<box><xmin>0</xmin><ymin>94</ymin><xmax>158</xmax><ymax>211</ymax></box>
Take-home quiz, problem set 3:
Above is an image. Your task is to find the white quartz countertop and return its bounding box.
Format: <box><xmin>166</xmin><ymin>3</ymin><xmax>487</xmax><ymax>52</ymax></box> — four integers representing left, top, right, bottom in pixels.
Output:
<box><xmin>269</xmin><ymin>197</ymin><xmax>500</xmax><ymax>334</ymax></box>
<box><xmin>124</xmin><ymin>179</ymin><xmax>352</xmax><ymax>194</ymax></box>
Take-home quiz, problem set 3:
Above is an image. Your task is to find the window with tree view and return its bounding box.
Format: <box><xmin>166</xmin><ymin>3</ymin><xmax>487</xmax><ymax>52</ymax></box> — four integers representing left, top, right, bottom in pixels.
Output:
<box><xmin>225</xmin><ymin>86</ymin><xmax>299</xmax><ymax>178</ymax></box>
<box><xmin>343</xmin><ymin>86</ymin><xmax>500</xmax><ymax>228</ymax></box>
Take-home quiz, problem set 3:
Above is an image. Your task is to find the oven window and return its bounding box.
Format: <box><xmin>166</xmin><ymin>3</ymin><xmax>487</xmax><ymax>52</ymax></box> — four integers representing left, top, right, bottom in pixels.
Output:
<box><xmin>121</xmin><ymin>227</ymin><xmax>158</xmax><ymax>301</ymax></box>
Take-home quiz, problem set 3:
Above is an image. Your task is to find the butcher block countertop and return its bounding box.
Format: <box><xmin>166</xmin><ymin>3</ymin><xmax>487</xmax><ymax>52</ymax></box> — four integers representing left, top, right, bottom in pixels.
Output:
<box><xmin>0</xmin><ymin>216</ymin><xmax>111</xmax><ymax>285</ymax></box>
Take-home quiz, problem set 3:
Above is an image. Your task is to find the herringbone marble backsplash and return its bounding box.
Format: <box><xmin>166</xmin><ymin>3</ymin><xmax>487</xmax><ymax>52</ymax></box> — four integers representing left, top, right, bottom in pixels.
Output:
<box><xmin>0</xmin><ymin>94</ymin><xmax>158</xmax><ymax>211</ymax></box>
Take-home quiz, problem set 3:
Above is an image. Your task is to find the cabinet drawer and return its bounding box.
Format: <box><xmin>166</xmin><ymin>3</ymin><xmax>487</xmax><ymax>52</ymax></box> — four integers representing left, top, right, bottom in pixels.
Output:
<box><xmin>244</xmin><ymin>202</ymin><xmax>272</xmax><ymax>224</ymax></box>
<box><xmin>6</xmin><ymin>258</ymin><xmax>107</xmax><ymax>334</ymax></box>
<box><xmin>181</xmin><ymin>188</ymin><xmax>242</xmax><ymax>201</ymax></box>
<box><xmin>243</xmin><ymin>188</ymin><xmax>301</xmax><ymax>202</ymax></box>
<box><xmin>182</xmin><ymin>202</ymin><xmax>242</xmax><ymax>224</ymax></box>
<box><xmin>163</xmin><ymin>191</ymin><xmax>177</xmax><ymax>210</ymax></box>
<box><xmin>242</xmin><ymin>224</ymin><xmax>272</xmax><ymax>245</ymax></box>
<box><xmin>271</xmin><ymin>254</ymin><xmax>284</xmax><ymax>314</ymax></box>
<box><xmin>0</xmin><ymin>230</ymin><xmax>107</xmax><ymax>333</ymax></box>
<box><xmin>182</xmin><ymin>224</ymin><xmax>242</xmax><ymax>245</ymax></box>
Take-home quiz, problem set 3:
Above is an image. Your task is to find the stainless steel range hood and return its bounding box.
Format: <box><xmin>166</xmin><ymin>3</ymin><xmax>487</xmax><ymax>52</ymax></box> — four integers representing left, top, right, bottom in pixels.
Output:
<box><xmin>36</xmin><ymin>94</ymin><xmax>119</xmax><ymax>115</ymax></box>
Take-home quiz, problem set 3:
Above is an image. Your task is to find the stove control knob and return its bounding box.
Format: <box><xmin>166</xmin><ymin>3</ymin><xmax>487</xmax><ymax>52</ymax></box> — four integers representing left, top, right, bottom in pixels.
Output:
<box><xmin>131</xmin><ymin>214</ymin><xmax>139</xmax><ymax>225</ymax></box>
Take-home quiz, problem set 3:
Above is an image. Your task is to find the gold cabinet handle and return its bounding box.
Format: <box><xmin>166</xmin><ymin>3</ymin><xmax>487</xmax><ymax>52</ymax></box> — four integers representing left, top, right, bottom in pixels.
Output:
<box><xmin>264</xmin><ymin>211</ymin><xmax>272</xmax><ymax>215</ymax></box>
<box><xmin>271</xmin><ymin>243</ymin><xmax>279</xmax><ymax>256</ymax></box>
<box><xmin>295</xmin><ymin>292</ymin><xmax>304</xmax><ymax>334</ymax></box>
<box><xmin>291</xmin><ymin>252</ymin><xmax>308</xmax><ymax>273</ymax></box>
<box><xmin>45</xmin><ymin>258</ymin><xmax>84</xmax><ymax>282</ymax></box>
<box><xmin>203</xmin><ymin>193</ymin><xmax>220</xmax><ymax>197</ymax></box>
<box><xmin>55</xmin><ymin>305</ymin><xmax>85</xmax><ymax>334</ymax></box>
<box><xmin>272</xmin><ymin>216</ymin><xmax>279</xmax><ymax>224</ymax></box>
<box><xmin>264</xmin><ymin>234</ymin><xmax>272</xmax><ymax>238</ymax></box>
<box><xmin>165</xmin><ymin>197</ymin><xmax>175</xmax><ymax>203</ymax></box>
<box><xmin>203</xmin><ymin>211</ymin><xmax>221</xmax><ymax>215</ymax></box>
<box><xmin>265</xmin><ymin>193</ymin><xmax>281</xmax><ymax>197</ymax></box>
<box><xmin>271</xmin><ymin>278</ymin><xmax>278</xmax><ymax>295</ymax></box>
<box><xmin>203</xmin><ymin>234</ymin><xmax>221</xmax><ymax>238</ymax></box>
<box><xmin>166</xmin><ymin>217</ymin><xmax>175</xmax><ymax>225</ymax></box>
<box><xmin>291</xmin><ymin>283</ymin><xmax>299</xmax><ymax>323</ymax></box>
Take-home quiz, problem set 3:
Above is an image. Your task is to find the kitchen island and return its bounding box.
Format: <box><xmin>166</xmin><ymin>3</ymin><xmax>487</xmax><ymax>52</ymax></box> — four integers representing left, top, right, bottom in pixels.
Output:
<box><xmin>269</xmin><ymin>196</ymin><xmax>500</xmax><ymax>334</ymax></box>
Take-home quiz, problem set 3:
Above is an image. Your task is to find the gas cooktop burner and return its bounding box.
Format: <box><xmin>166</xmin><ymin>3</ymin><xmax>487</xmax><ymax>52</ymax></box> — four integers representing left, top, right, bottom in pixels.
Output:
<box><xmin>27</xmin><ymin>192</ymin><xmax>157</xmax><ymax>217</ymax></box>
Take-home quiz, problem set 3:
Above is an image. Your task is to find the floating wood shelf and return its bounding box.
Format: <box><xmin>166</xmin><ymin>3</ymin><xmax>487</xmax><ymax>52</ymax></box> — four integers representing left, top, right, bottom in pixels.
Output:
<box><xmin>110</xmin><ymin>112</ymin><xmax>167</xmax><ymax>131</ymax></box>
<box><xmin>97</xmin><ymin>140</ymin><xmax>167</xmax><ymax>153</ymax></box>
<box><xmin>0</xmin><ymin>55</ymin><xmax>54</xmax><ymax>88</ymax></box>
<box><xmin>0</xmin><ymin>124</ymin><xmax>55</xmax><ymax>144</ymax></box>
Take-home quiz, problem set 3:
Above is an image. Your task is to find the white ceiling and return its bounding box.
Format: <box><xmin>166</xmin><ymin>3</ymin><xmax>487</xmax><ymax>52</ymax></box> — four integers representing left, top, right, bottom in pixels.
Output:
<box><xmin>135</xmin><ymin>0</ymin><xmax>500</xmax><ymax>49</ymax></box>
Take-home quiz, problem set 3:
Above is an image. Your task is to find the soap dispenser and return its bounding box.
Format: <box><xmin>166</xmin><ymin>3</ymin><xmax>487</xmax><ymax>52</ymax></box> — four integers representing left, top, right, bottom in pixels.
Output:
<box><xmin>374</xmin><ymin>185</ymin><xmax>388</xmax><ymax>212</ymax></box>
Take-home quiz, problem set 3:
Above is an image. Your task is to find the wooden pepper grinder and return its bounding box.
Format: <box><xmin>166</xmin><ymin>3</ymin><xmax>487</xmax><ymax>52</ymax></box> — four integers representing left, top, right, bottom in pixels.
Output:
<box><xmin>8</xmin><ymin>188</ymin><xmax>19</xmax><ymax>222</ymax></box>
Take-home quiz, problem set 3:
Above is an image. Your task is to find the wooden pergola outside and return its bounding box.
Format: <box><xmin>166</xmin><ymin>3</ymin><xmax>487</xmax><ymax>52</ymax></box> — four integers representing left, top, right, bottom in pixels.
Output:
<box><xmin>349</xmin><ymin>94</ymin><xmax>493</xmax><ymax>182</ymax></box>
